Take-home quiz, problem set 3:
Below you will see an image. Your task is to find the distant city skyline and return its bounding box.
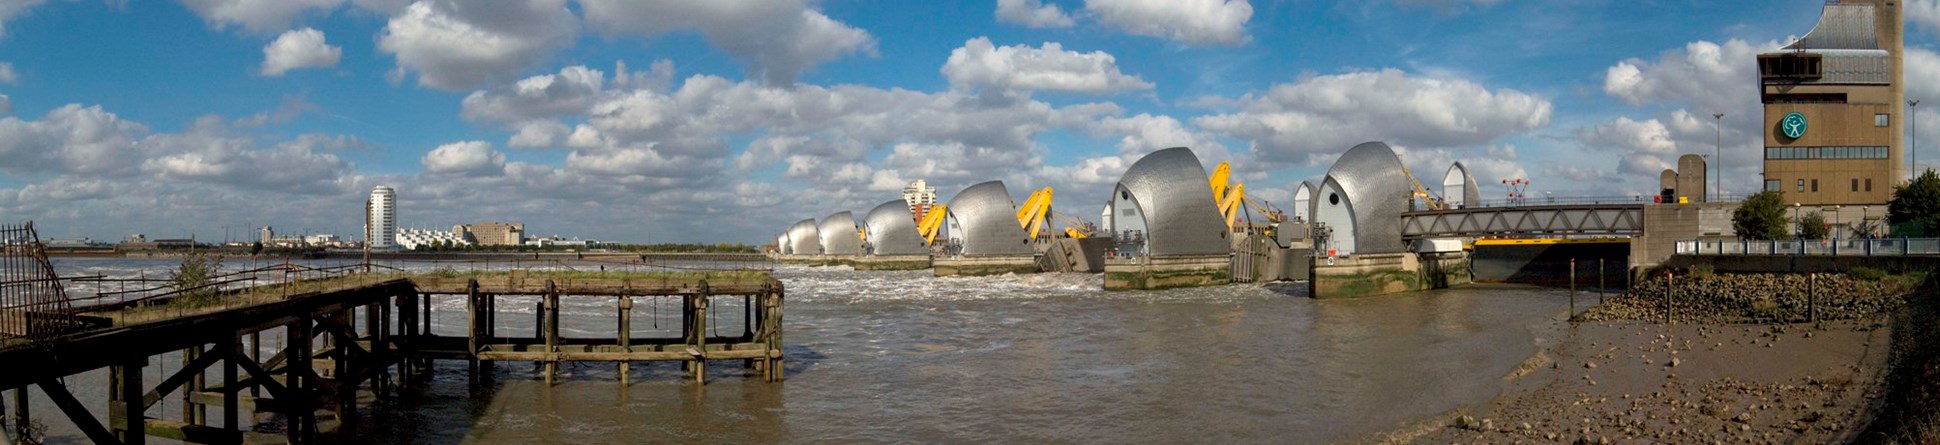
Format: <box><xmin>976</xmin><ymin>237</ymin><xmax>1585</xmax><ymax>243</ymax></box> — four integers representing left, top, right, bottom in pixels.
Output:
<box><xmin>7</xmin><ymin>1</ymin><xmax>1940</xmax><ymax>244</ymax></box>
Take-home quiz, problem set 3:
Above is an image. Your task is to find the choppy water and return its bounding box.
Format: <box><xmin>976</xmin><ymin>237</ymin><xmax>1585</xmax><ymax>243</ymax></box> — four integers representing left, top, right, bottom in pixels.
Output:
<box><xmin>17</xmin><ymin>258</ymin><xmax>1574</xmax><ymax>444</ymax></box>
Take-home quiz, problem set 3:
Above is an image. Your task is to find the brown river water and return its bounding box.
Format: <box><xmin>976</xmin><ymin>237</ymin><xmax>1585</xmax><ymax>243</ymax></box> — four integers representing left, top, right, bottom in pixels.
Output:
<box><xmin>21</xmin><ymin>259</ymin><xmax>1576</xmax><ymax>444</ymax></box>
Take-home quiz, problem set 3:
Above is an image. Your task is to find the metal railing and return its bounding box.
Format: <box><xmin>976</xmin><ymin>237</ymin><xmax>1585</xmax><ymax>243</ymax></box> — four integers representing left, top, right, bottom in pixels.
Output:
<box><xmin>1459</xmin><ymin>193</ymin><xmax>1748</xmax><ymax>209</ymax></box>
<box><xmin>1676</xmin><ymin>238</ymin><xmax>1940</xmax><ymax>256</ymax></box>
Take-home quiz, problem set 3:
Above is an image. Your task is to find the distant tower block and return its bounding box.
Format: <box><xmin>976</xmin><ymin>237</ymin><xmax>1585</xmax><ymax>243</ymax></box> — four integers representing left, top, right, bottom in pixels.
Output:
<box><xmin>368</xmin><ymin>186</ymin><xmax>397</xmax><ymax>249</ymax></box>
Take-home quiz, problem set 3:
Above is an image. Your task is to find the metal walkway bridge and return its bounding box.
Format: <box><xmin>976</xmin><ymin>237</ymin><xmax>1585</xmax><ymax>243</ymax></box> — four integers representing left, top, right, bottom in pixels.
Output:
<box><xmin>1401</xmin><ymin>200</ymin><xmax>1648</xmax><ymax>239</ymax></box>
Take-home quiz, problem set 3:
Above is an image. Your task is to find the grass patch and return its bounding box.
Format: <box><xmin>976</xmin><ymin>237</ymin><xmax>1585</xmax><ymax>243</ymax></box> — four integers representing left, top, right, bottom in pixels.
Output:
<box><xmin>1851</xmin><ymin>267</ymin><xmax>1888</xmax><ymax>282</ymax></box>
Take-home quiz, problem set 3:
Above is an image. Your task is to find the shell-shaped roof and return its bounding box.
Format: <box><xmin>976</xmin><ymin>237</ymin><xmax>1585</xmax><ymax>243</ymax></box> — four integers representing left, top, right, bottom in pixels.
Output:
<box><xmin>1323</xmin><ymin>142</ymin><xmax>1410</xmax><ymax>254</ymax></box>
<box><xmin>864</xmin><ymin>199</ymin><xmax>927</xmax><ymax>255</ymax></box>
<box><xmin>947</xmin><ymin>181</ymin><xmax>1033</xmax><ymax>256</ymax></box>
<box><xmin>1115</xmin><ymin>147</ymin><xmax>1229</xmax><ymax>257</ymax></box>
<box><xmin>1443</xmin><ymin>162</ymin><xmax>1482</xmax><ymax>208</ymax></box>
<box><xmin>818</xmin><ymin>211</ymin><xmax>862</xmax><ymax>255</ymax></box>
<box><xmin>1293</xmin><ymin>180</ymin><xmax>1316</xmax><ymax>222</ymax></box>
<box><xmin>1783</xmin><ymin>2</ymin><xmax>1878</xmax><ymax>51</ymax></box>
<box><xmin>786</xmin><ymin>219</ymin><xmax>820</xmax><ymax>255</ymax></box>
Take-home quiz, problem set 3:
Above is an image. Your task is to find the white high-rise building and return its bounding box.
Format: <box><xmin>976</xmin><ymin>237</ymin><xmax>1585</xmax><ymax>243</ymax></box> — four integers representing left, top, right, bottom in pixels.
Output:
<box><xmin>367</xmin><ymin>186</ymin><xmax>397</xmax><ymax>249</ymax></box>
<box><xmin>902</xmin><ymin>179</ymin><xmax>937</xmax><ymax>216</ymax></box>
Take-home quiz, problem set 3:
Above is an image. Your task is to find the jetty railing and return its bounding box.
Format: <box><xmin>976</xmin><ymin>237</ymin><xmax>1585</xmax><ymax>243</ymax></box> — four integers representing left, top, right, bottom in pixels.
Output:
<box><xmin>1675</xmin><ymin>238</ymin><xmax>1940</xmax><ymax>256</ymax></box>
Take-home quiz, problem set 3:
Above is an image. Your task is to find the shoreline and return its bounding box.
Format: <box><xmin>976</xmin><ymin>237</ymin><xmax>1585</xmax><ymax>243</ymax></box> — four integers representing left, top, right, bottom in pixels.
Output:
<box><xmin>1369</xmin><ymin>271</ymin><xmax>1934</xmax><ymax>444</ymax></box>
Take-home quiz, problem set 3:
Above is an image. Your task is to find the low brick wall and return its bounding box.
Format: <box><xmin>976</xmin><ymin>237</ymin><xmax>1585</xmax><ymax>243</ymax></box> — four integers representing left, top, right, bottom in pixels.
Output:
<box><xmin>853</xmin><ymin>255</ymin><xmax>933</xmax><ymax>271</ymax></box>
<box><xmin>1104</xmin><ymin>254</ymin><xmax>1230</xmax><ymax>291</ymax></box>
<box><xmin>934</xmin><ymin>255</ymin><xmax>1039</xmax><ymax>276</ymax></box>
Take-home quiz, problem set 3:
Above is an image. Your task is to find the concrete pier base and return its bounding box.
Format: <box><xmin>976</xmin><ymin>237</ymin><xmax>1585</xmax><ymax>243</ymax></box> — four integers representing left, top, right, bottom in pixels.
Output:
<box><xmin>852</xmin><ymin>255</ymin><xmax>932</xmax><ymax>271</ymax></box>
<box><xmin>934</xmin><ymin>255</ymin><xmax>1038</xmax><ymax>276</ymax></box>
<box><xmin>1104</xmin><ymin>254</ymin><xmax>1231</xmax><ymax>291</ymax></box>
<box><xmin>1310</xmin><ymin>252</ymin><xmax>1470</xmax><ymax>299</ymax></box>
<box><xmin>771</xmin><ymin>255</ymin><xmax>858</xmax><ymax>267</ymax></box>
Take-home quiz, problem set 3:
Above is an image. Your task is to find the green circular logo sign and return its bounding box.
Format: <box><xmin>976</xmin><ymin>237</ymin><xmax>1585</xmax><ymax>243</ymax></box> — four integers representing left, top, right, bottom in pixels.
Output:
<box><xmin>1781</xmin><ymin>112</ymin><xmax>1807</xmax><ymax>139</ymax></box>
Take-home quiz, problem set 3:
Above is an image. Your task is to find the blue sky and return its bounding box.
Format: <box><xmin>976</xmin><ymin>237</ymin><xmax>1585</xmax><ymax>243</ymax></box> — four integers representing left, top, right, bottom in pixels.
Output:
<box><xmin>2</xmin><ymin>0</ymin><xmax>1939</xmax><ymax>244</ymax></box>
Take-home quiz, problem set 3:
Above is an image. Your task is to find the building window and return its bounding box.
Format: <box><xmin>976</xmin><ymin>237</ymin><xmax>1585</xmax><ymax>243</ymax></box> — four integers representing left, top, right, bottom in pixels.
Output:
<box><xmin>1853</xmin><ymin>178</ymin><xmax>1860</xmax><ymax>191</ymax></box>
<box><xmin>1877</xmin><ymin>113</ymin><xmax>1891</xmax><ymax>127</ymax></box>
<box><xmin>1765</xmin><ymin>180</ymin><xmax>1780</xmax><ymax>192</ymax></box>
<box><xmin>1797</xmin><ymin>179</ymin><xmax>1805</xmax><ymax>192</ymax></box>
<box><xmin>1811</xmin><ymin>179</ymin><xmax>1819</xmax><ymax>192</ymax></box>
<box><xmin>1866</xmin><ymin>178</ymin><xmax>1873</xmax><ymax>192</ymax></box>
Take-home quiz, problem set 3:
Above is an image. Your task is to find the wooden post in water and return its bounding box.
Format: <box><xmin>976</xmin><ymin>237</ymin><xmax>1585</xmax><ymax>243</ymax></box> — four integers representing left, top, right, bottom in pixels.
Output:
<box><xmin>619</xmin><ymin>295</ymin><xmax>633</xmax><ymax>384</ymax></box>
<box><xmin>692</xmin><ymin>281</ymin><xmax>710</xmax><ymax>385</ymax></box>
<box><xmin>466</xmin><ymin>279</ymin><xmax>480</xmax><ymax>382</ymax></box>
<box><xmin>114</xmin><ymin>359</ymin><xmax>144</xmax><ymax>445</ymax></box>
<box><xmin>532</xmin><ymin>301</ymin><xmax>545</xmax><ymax>373</ymax></box>
<box><xmin>1598</xmin><ymin>258</ymin><xmax>1606</xmax><ymax>304</ymax></box>
<box><xmin>544</xmin><ymin>280</ymin><xmax>559</xmax><ymax>385</ymax></box>
<box><xmin>1569</xmin><ymin>258</ymin><xmax>1577</xmax><ymax>320</ymax></box>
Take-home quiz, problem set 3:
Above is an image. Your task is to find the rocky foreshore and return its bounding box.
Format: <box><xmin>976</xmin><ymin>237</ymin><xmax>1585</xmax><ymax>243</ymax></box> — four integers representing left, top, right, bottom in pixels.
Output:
<box><xmin>1580</xmin><ymin>272</ymin><xmax>1920</xmax><ymax>324</ymax></box>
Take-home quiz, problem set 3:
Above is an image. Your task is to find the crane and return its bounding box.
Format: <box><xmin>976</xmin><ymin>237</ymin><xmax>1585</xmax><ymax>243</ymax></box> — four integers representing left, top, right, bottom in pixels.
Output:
<box><xmin>1209</xmin><ymin>162</ymin><xmax>1288</xmax><ymax>231</ymax></box>
<box><xmin>1400</xmin><ymin>168</ymin><xmax>1445</xmax><ymax>211</ymax></box>
<box><xmin>1015</xmin><ymin>187</ymin><xmax>1056</xmax><ymax>241</ymax></box>
<box><xmin>917</xmin><ymin>203</ymin><xmax>949</xmax><ymax>245</ymax></box>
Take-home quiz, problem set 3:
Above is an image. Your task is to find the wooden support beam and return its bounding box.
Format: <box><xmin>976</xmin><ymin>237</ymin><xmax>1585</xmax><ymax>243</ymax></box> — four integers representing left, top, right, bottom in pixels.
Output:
<box><xmin>143</xmin><ymin>345</ymin><xmax>226</xmax><ymax>410</ymax></box>
<box><xmin>286</xmin><ymin>318</ymin><xmax>313</xmax><ymax>444</ymax></box>
<box><xmin>544</xmin><ymin>280</ymin><xmax>558</xmax><ymax>385</ymax></box>
<box><xmin>9</xmin><ymin>385</ymin><xmax>26</xmax><ymax>443</ymax></box>
<box><xmin>115</xmin><ymin>360</ymin><xmax>145</xmax><ymax>445</ymax></box>
<box><xmin>221</xmin><ymin>335</ymin><xmax>239</xmax><ymax>433</ymax></box>
<box><xmin>618</xmin><ymin>295</ymin><xmax>632</xmax><ymax>384</ymax></box>
<box><xmin>37</xmin><ymin>378</ymin><xmax>119</xmax><ymax>445</ymax></box>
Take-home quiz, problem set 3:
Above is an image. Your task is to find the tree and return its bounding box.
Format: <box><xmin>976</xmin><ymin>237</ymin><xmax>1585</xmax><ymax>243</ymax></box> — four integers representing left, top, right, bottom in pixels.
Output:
<box><xmin>250</xmin><ymin>241</ymin><xmax>264</xmax><ymax>255</ymax></box>
<box><xmin>1733</xmin><ymin>190</ymin><xmax>1790</xmax><ymax>240</ymax></box>
<box><xmin>1889</xmin><ymin>169</ymin><xmax>1940</xmax><ymax>237</ymax></box>
<box><xmin>1800</xmin><ymin>211</ymin><xmax>1829</xmax><ymax>239</ymax></box>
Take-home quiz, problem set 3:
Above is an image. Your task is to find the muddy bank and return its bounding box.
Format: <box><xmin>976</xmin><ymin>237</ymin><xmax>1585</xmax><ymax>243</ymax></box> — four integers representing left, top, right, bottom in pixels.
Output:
<box><xmin>1851</xmin><ymin>274</ymin><xmax>1940</xmax><ymax>444</ymax></box>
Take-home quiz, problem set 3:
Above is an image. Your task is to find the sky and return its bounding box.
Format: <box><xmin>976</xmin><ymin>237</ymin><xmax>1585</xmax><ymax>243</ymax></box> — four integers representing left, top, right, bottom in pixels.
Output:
<box><xmin>5</xmin><ymin>0</ymin><xmax>1940</xmax><ymax>244</ymax></box>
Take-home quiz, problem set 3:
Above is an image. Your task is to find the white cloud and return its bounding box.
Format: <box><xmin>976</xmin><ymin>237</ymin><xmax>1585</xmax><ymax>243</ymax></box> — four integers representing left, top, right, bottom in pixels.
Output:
<box><xmin>0</xmin><ymin>104</ymin><xmax>151</xmax><ymax>175</ymax></box>
<box><xmin>461</xmin><ymin>65</ymin><xmax>605</xmax><ymax>123</ymax></box>
<box><xmin>0</xmin><ymin>61</ymin><xmax>16</xmax><ymax>84</ymax></box>
<box><xmin>507</xmin><ymin>120</ymin><xmax>569</xmax><ymax>148</ymax></box>
<box><xmin>0</xmin><ymin>94</ymin><xmax>10</xmax><ymax>114</ymax></box>
<box><xmin>1083</xmin><ymin>0</ymin><xmax>1252</xmax><ymax>45</ymax></box>
<box><xmin>178</xmin><ymin>0</ymin><xmax>343</xmax><ymax>34</ymax></box>
<box><xmin>1911</xmin><ymin>0</ymin><xmax>1940</xmax><ymax>36</ymax></box>
<box><xmin>140</xmin><ymin>128</ymin><xmax>357</xmax><ymax>194</ymax></box>
<box><xmin>260</xmin><ymin>28</ymin><xmax>341</xmax><ymax>76</ymax></box>
<box><xmin>378</xmin><ymin>0</ymin><xmax>578</xmax><ymax>91</ymax></box>
<box><xmin>579</xmin><ymin>0</ymin><xmax>873</xmax><ymax>85</ymax></box>
<box><xmin>1907</xmin><ymin>47</ymin><xmax>1940</xmax><ymax>104</ymax></box>
<box><xmin>421</xmin><ymin>140</ymin><xmax>506</xmax><ymax>176</ymax></box>
<box><xmin>1602</xmin><ymin>39</ymin><xmax>1776</xmax><ymax>116</ymax></box>
<box><xmin>942</xmin><ymin>37</ymin><xmax>1153</xmax><ymax>94</ymax></box>
<box><xmin>1194</xmin><ymin>68</ymin><xmax>1551</xmax><ymax>166</ymax></box>
<box><xmin>996</xmin><ymin>0</ymin><xmax>1073</xmax><ymax>28</ymax></box>
<box><xmin>0</xmin><ymin>0</ymin><xmax>49</xmax><ymax>37</ymax></box>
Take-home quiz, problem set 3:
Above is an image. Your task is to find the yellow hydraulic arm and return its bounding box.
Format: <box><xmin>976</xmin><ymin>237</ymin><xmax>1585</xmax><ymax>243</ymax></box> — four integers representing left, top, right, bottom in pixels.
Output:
<box><xmin>1015</xmin><ymin>187</ymin><xmax>1054</xmax><ymax>241</ymax></box>
<box><xmin>1053</xmin><ymin>212</ymin><xmax>1096</xmax><ymax>239</ymax></box>
<box><xmin>917</xmin><ymin>204</ymin><xmax>948</xmax><ymax>245</ymax></box>
<box><xmin>1401</xmin><ymin>168</ymin><xmax>1444</xmax><ymax>211</ymax></box>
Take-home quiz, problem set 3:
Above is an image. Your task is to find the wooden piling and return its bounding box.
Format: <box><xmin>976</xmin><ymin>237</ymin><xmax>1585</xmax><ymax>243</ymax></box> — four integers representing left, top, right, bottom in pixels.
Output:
<box><xmin>619</xmin><ymin>296</ymin><xmax>633</xmax><ymax>384</ymax></box>
<box><xmin>222</xmin><ymin>335</ymin><xmax>238</xmax><ymax>433</ymax></box>
<box><xmin>1568</xmin><ymin>258</ymin><xmax>1576</xmax><ymax>320</ymax></box>
<box><xmin>1598</xmin><ymin>258</ymin><xmax>1605</xmax><ymax>304</ymax></box>
<box><xmin>114</xmin><ymin>360</ymin><xmax>144</xmax><ymax>445</ymax></box>
<box><xmin>10</xmin><ymin>385</ymin><xmax>26</xmax><ymax>442</ymax></box>
<box><xmin>544</xmin><ymin>280</ymin><xmax>559</xmax><ymax>385</ymax></box>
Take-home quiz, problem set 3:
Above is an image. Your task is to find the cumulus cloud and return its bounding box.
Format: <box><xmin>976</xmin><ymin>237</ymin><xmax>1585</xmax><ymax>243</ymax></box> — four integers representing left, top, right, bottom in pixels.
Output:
<box><xmin>178</xmin><ymin>0</ymin><xmax>342</xmax><ymax>34</ymax></box>
<box><xmin>378</xmin><ymin>0</ymin><xmax>578</xmax><ymax>91</ymax></box>
<box><xmin>0</xmin><ymin>0</ymin><xmax>48</xmax><ymax>36</ymax></box>
<box><xmin>1911</xmin><ymin>0</ymin><xmax>1940</xmax><ymax>36</ymax></box>
<box><xmin>0</xmin><ymin>61</ymin><xmax>15</xmax><ymax>84</ymax></box>
<box><xmin>260</xmin><ymin>28</ymin><xmax>341</xmax><ymax>76</ymax></box>
<box><xmin>579</xmin><ymin>0</ymin><xmax>874</xmax><ymax>85</ymax></box>
<box><xmin>942</xmin><ymin>37</ymin><xmax>1153</xmax><ymax>94</ymax></box>
<box><xmin>421</xmin><ymin>140</ymin><xmax>506</xmax><ymax>176</ymax></box>
<box><xmin>460</xmin><ymin>65</ymin><xmax>605</xmax><ymax>123</ymax></box>
<box><xmin>996</xmin><ymin>0</ymin><xmax>1073</xmax><ymax>28</ymax></box>
<box><xmin>0</xmin><ymin>104</ymin><xmax>151</xmax><ymax>175</ymax></box>
<box><xmin>1083</xmin><ymin>0</ymin><xmax>1252</xmax><ymax>45</ymax></box>
<box><xmin>0</xmin><ymin>94</ymin><xmax>10</xmax><ymax>114</ymax></box>
<box><xmin>1194</xmin><ymin>69</ymin><xmax>1551</xmax><ymax>166</ymax></box>
<box><xmin>1602</xmin><ymin>39</ymin><xmax>1776</xmax><ymax>116</ymax></box>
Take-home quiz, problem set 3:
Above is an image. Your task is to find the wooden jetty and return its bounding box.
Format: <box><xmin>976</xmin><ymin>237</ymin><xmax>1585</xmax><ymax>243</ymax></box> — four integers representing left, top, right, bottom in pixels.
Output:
<box><xmin>0</xmin><ymin>267</ymin><xmax>784</xmax><ymax>444</ymax></box>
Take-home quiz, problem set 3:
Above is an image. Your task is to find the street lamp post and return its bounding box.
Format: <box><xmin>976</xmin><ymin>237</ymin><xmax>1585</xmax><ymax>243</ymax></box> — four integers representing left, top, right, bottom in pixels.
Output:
<box><xmin>1911</xmin><ymin>99</ymin><xmax>1921</xmax><ymax>181</ymax></box>
<box><xmin>1831</xmin><ymin>205</ymin><xmax>1842</xmax><ymax>240</ymax></box>
<box><xmin>1714</xmin><ymin>113</ymin><xmax>1724</xmax><ymax>201</ymax></box>
<box><xmin>1794</xmin><ymin>203</ymin><xmax>1803</xmax><ymax>239</ymax></box>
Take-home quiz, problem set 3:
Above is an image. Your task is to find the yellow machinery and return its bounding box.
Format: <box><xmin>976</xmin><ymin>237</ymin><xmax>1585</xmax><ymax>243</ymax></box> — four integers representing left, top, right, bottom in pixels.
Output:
<box><xmin>1209</xmin><ymin>162</ymin><xmax>1287</xmax><ymax>231</ymax></box>
<box><xmin>1016</xmin><ymin>187</ymin><xmax>1055</xmax><ymax>241</ymax></box>
<box><xmin>917</xmin><ymin>204</ymin><xmax>948</xmax><ymax>245</ymax></box>
<box><xmin>1400</xmin><ymin>168</ymin><xmax>1445</xmax><ymax>211</ymax></box>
